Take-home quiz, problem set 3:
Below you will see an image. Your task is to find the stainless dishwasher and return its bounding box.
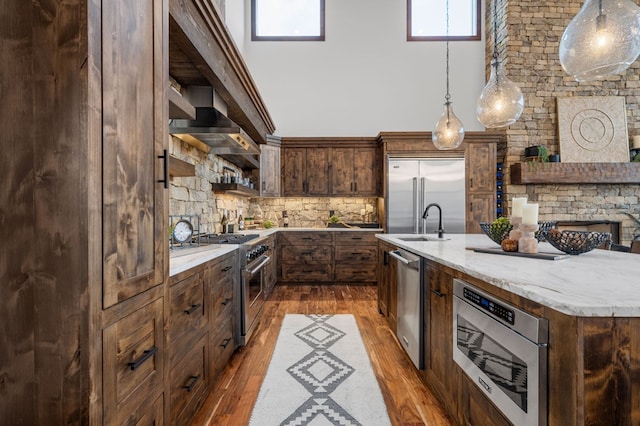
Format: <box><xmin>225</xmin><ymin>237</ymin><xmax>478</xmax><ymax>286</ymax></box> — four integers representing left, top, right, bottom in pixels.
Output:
<box><xmin>389</xmin><ymin>248</ymin><xmax>423</xmax><ymax>369</ymax></box>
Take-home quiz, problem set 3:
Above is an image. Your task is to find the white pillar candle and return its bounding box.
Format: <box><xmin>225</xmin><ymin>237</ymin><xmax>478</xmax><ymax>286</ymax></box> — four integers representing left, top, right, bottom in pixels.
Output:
<box><xmin>633</xmin><ymin>135</ymin><xmax>640</xmax><ymax>149</ymax></box>
<box><xmin>522</xmin><ymin>203</ymin><xmax>539</xmax><ymax>225</ymax></box>
<box><xmin>511</xmin><ymin>197</ymin><xmax>528</xmax><ymax>217</ymax></box>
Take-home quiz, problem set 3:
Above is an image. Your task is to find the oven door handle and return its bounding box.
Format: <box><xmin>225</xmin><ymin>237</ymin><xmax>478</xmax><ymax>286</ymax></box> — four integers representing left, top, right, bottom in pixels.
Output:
<box><xmin>243</xmin><ymin>255</ymin><xmax>271</xmax><ymax>277</ymax></box>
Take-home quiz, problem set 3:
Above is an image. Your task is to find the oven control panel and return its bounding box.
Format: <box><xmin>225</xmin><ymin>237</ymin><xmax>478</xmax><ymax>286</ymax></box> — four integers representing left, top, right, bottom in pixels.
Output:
<box><xmin>246</xmin><ymin>244</ymin><xmax>269</xmax><ymax>261</ymax></box>
<box><xmin>463</xmin><ymin>287</ymin><xmax>514</xmax><ymax>325</ymax></box>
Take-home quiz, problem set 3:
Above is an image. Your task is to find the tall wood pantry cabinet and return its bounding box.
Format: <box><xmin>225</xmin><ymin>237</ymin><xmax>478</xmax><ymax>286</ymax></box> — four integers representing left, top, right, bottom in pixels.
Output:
<box><xmin>1</xmin><ymin>0</ymin><xmax>169</xmax><ymax>424</ymax></box>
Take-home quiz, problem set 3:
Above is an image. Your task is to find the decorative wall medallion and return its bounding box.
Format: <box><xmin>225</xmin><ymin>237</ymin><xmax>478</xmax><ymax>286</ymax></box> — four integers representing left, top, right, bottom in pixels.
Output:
<box><xmin>557</xmin><ymin>96</ymin><xmax>629</xmax><ymax>163</ymax></box>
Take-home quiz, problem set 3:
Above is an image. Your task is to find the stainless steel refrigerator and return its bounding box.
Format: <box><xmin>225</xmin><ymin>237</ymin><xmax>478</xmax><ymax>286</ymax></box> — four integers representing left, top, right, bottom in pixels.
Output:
<box><xmin>386</xmin><ymin>157</ymin><xmax>466</xmax><ymax>234</ymax></box>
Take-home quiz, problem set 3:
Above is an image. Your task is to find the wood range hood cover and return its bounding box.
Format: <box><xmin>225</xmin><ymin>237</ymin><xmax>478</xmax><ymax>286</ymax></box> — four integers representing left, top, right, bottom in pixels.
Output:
<box><xmin>169</xmin><ymin>0</ymin><xmax>275</xmax><ymax>146</ymax></box>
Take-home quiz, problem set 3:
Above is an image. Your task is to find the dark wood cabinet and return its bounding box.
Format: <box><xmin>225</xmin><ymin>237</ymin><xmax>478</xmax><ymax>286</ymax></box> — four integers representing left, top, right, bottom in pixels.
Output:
<box><xmin>331</xmin><ymin>147</ymin><xmax>379</xmax><ymax>196</ymax></box>
<box><xmin>278</xmin><ymin>231</ymin><xmax>378</xmax><ymax>284</ymax></box>
<box><xmin>259</xmin><ymin>140</ymin><xmax>281</xmax><ymax>197</ymax></box>
<box><xmin>422</xmin><ymin>260</ymin><xmax>458</xmax><ymax>417</ymax></box>
<box><xmin>461</xmin><ymin>374</ymin><xmax>512</xmax><ymax>426</ymax></box>
<box><xmin>333</xmin><ymin>232</ymin><xmax>378</xmax><ymax>282</ymax></box>
<box><xmin>282</xmin><ymin>147</ymin><xmax>330</xmax><ymax>196</ymax></box>
<box><xmin>377</xmin><ymin>240</ymin><xmax>398</xmax><ymax>330</ymax></box>
<box><xmin>465</xmin><ymin>141</ymin><xmax>497</xmax><ymax>234</ymax></box>
<box><xmin>263</xmin><ymin>234</ymin><xmax>278</xmax><ymax>297</ymax></box>
<box><xmin>102</xmin><ymin>0</ymin><xmax>167</xmax><ymax>308</ymax></box>
<box><xmin>281</xmin><ymin>138</ymin><xmax>380</xmax><ymax>197</ymax></box>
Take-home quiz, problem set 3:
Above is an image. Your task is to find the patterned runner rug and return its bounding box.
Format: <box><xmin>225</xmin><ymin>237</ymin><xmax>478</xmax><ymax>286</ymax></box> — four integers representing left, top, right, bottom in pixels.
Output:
<box><xmin>249</xmin><ymin>314</ymin><xmax>391</xmax><ymax>426</ymax></box>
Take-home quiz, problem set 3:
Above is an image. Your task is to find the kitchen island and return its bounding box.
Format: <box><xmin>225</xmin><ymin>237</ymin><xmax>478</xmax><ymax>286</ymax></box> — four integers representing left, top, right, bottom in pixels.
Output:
<box><xmin>377</xmin><ymin>233</ymin><xmax>640</xmax><ymax>426</ymax></box>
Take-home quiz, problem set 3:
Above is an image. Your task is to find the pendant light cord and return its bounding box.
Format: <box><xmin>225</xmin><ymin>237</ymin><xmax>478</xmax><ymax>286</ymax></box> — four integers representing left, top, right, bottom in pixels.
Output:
<box><xmin>492</xmin><ymin>0</ymin><xmax>500</xmax><ymax>85</ymax></box>
<box><xmin>445</xmin><ymin>0</ymin><xmax>451</xmax><ymax>123</ymax></box>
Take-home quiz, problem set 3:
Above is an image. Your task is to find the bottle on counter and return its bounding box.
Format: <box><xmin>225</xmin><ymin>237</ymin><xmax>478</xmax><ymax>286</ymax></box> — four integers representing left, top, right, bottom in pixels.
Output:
<box><xmin>220</xmin><ymin>209</ymin><xmax>228</xmax><ymax>234</ymax></box>
<box><xmin>238</xmin><ymin>211</ymin><xmax>245</xmax><ymax>230</ymax></box>
<box><xmin>282</xmin><ymin>210</ymin><xmax>289</xmax><ymax>227</ymax></box>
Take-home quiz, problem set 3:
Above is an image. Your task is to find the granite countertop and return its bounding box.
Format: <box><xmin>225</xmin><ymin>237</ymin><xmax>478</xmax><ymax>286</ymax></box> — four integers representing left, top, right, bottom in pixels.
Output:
<box><xmin>377</xmin><ymin>233</ymin><xmax>639</xmax><ymax>317</ymax></box>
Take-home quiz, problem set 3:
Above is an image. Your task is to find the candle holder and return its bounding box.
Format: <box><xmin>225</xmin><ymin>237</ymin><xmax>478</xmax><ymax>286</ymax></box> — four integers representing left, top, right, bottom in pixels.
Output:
<box><xmin>509</xmin><ymin>216</ymin><xmax>523</xmax><ymax>241</ymax></box>
<box><xmin>518</xmin><ymin>223</ymin><xmax>539</xmax><ymax>254</ymax></box>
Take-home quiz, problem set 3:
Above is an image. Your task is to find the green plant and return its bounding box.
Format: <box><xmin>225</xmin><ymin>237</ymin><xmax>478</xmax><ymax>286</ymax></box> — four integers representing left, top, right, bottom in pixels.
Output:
<box><xmin>536</xmin><ymin>145</ymin><xmax>549</xmax><ymax>162</ymax></box>
<box><xmin>329</xmin><ymin>215</ymin><xmax>340</xmax><ymax>224</ymax></box>
<box><xmin>263</xmin><ymin>220</ymin><xmax>274</xmax><ymax>229</ymax></box>
<box><xmin>632</xmin><ymin>152</ymin><xmax>640</xmax><ymax>162</ymax></box>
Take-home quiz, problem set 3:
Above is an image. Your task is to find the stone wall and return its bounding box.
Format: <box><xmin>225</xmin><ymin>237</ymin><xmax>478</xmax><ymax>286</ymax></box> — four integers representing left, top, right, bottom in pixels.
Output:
<box><xmin>257</xmin><ymin>197</ymin><xmax>378</xmax><ymax>228</ymax></box>
<box><xmin>169</xmin><ymin>137</ymin><xmax>251</xmax><ymax>234</ymax></box>
<box><xmin>170</xmin><ymin>137</ymin><xmax>379</xmax><ymax>232</ymax></box>
<box><xmin>495</xmin><ymin>0</ymin><xmax>640</xmax><ymax>244</ymax></box>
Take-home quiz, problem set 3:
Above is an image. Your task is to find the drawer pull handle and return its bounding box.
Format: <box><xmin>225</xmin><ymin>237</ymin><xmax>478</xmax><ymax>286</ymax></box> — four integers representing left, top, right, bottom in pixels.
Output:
<box><xmin>157</xmin><ymin>150</ymin><xmax>168</xmax><ymax>189</ymax></box>
<box><xmin>431</xmin><ymin>289</ymin><xmax>445</xmax><ymax>298</ymax></box>
<box><xmin>301</xmin><ymin>251</ymin><xmax>313</xmax><ymax>255</ymax></box>
<box><xmin>184</xmin><ymin>374</ymin><xmax>201</xmax><ymax>392</ymax></box>
<box><xmin>184</xmin><ymin>304</ymin><xmax>201</xmax><ymax>315</ymax></box>
<box><xmin>221</xmin><ymin>297</ymin><xmax>232</xmax><ymax>306</ymax></box>
<box><xmin>128</xmin><ymin>346</ymin><xmax>158</xmax><ymax>371</ymax></box>
<box><xmin>351</xmin><ymin>237</ymin><xmax>363</xmax><ymax>240</ymax></box>
<box><xmin>221</xmin><ymin>266</ymin><xmax>232</xmax><ymax>272</ymax></box>
<box><xmin>221</xmin><ymin>338</ymin><xmax>232</xmax><ymax>348</ymax></box>
<box><xmin>351</xmin><ymin>252</ymin><xmax>363</xmax><ymax>255</ymax></box>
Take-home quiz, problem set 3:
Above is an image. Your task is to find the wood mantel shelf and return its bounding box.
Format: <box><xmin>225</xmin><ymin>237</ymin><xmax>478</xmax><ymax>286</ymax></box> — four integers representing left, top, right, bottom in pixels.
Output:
<box><xmin>510</xmin><ymin>162</ymin><xmax>640</xmax><ymax>184</ymax></box>
<box><xmin>169</xmin><ymin>155</ymin><xmax>196</xmax><ymax>177</ymax></box>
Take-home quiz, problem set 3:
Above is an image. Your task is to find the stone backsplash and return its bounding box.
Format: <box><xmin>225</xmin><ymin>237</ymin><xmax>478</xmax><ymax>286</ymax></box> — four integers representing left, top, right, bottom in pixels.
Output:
<box><xmin>170</xmin><ymin>136</ymin><xmax>379</xmax><ymax>233</ymax></box>
<box><xmin>493</xmin><ymin>0</ymin><xmax>640</xmax><ymax>245</ymax></box>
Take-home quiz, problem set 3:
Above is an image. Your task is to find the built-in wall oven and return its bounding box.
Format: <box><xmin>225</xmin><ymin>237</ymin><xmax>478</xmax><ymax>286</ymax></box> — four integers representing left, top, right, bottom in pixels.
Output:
<box><xmin>453</xmin><ymin>279</ymin><xmax>548</xmax><ymax>426</ymax></box>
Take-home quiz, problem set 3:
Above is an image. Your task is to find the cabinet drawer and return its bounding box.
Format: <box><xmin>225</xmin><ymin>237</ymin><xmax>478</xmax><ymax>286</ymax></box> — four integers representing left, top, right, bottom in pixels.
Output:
<box><xmin>210</xmin><ymin>272</ymin><xmax>234</xmax><ymax>323</ymax></box>
<box><xmin>334</xmin><ymin>246</ymin><xmax>377</xmax><ymax>263</ymax></box>
<box><xmin>210</xmin><ymin>316</ymin><xmax>235</xmax><ymax>381</ymax></box>
<box><xmin>280</xmin><ymin>245</ymin><xmax>332</xmax><ymax>262</ymax></box>
<box><xmin>208</xmin><ymin>251</ymin><xmax>237</xmax><ymax>278</ymax></box>
<box><xmin>120</xmin><ymin>392</ymin><xmax>164</xmax><ymax>426</ymax></box>
<box><xmin>103</xmin><ymin>298</ymin><xmax>164</xmax><ymax>425</ymax></box>
<box><xmin>334</xmin><ymin>232</ymin><xmax>377</xmax><ymax>245</ymax></box>
<box><xmin>335</xmin><ymin>265</ymin><xmax>377</xmax><ymax>282</ymax></box>
<box><xmin>281</xmin><ymin>263</ymin><xmax>333</xmax><ymax>282</ymax></box>
<box><xmin>279</xmin><ymin>232</ymin><xmax>333</xmax><ymax>245</ymax></box>
<box><xmin>169</xmin><ymin>271</ymin><xmax>207</xmax><ymax>364</ymax></box>
<box><xmin>170</xmin><ymin>334</ymin><xmax>208</xmax><ymax>425</ymax></box>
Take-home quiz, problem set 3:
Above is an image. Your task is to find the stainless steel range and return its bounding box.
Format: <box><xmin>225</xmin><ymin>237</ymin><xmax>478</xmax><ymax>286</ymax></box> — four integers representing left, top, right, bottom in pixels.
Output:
<box><xmin>202</xmin><ymin>233</ymin><xmax>271</xmax><ymax>346</ymax></box>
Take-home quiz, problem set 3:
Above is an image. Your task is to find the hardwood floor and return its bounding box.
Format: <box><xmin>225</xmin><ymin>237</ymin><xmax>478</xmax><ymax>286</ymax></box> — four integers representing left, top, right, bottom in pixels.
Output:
<box><xmin>191</xmin><ymin>284</ymin><xmax>453</xmax><ymax>425</ymax></box>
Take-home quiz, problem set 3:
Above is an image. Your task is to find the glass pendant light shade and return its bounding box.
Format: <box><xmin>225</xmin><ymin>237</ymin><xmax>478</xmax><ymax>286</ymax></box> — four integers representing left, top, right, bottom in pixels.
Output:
<box><xmin>476</xmin><ymin>60</ymin><xmax>525</xmax><ymax>128</ymax></box>
<box><xmin>433</xmin><ymin>101</ymin><xmax>464</xmax><ymax>150</ymax></box>
<box><xmin>559</xmin><ymin>0</ymin><xmax>640</xmax><ymax>81</ymax></box>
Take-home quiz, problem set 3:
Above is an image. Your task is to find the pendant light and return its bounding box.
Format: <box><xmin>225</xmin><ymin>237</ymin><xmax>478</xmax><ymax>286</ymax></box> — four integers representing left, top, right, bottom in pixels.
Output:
<box><xmin>475</xmin><ymin>0</ymin><xmax>524</xmax><ymax>128</ymax></box>
<box><xmin>432</xmin><ymin>0</ymin><xmax>464</xmax><ymax>150</ymax></box>
<box><xmin>559</xmin><ymin>0</ymin><xmax>640</xmax><ymax>81</ymax></box>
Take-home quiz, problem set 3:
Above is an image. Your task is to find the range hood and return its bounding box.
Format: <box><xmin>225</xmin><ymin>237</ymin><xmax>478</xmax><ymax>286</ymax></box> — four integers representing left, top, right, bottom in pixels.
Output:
<box><xmin>169</xmin><ymin>107</ymin><xmax>260</xmax><ymax>156</ymax></box>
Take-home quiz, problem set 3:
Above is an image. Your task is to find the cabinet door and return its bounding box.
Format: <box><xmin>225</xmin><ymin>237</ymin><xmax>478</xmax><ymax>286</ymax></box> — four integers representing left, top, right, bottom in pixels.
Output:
<box><xmin>331</xmin><ymin>147</ymin><xmax>356</xmax><ymax>196</ymax></box>
<box><xmin>423</xmin><ymin>262</ymin><xmax>457</xmax><ymax>414</ymax></box>
<box><xmin>305</xmin><ymin>148</ymin><xmax>330</xmax><ymax>195</ymax></box>
<box><xmin>467</xmin><ymin>193</ymin><xmax>496</xmax><ymax>234</ymax></box>
<box><xmin>466</xmin><ymin>142</ymin><xmax>496</xmax><ymax>192</ymax></box>
<box><xmin>260</xmin><ymin>144</ymin><xmax>280</xmax><ymax>197</ymax></box>
<box><xmin>353</xmin><ymin>147</ymin><xmax>378</xmax><ymax>196</ymax></box>
<box><xmin>282</xmin><ymin>147</ymin><xmax>306</xmax><ymax>195</ymax></box>
<box><xmin>102</xmin><ymin>0</ymin><xmax>167</xmax><ymax>308</ymax></box>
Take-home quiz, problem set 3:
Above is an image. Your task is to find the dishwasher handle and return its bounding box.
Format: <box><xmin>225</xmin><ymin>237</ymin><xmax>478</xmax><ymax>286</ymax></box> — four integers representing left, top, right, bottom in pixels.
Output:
<box><xmin>389</xmin><ymin>250</ymin><xmax>420</xmax><ymax>270</ymax></box>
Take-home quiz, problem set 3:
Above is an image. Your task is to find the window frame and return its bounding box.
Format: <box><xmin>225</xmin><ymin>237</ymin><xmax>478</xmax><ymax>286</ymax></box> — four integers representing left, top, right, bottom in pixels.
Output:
<box><xmin>251</xmin><ymin>0</ymin><xmax>326</xmax><ymax>41</ymax></box>
<box><xmin>406</xmin><ymin>0</ymin><xmax>481</xmax><ymax>41</ymax></box>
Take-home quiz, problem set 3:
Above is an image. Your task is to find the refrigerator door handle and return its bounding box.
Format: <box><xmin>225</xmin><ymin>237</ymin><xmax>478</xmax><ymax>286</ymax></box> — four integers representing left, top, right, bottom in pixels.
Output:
<box><xmin>420</xmin><ymin>177</ymin><xmax>427</xmax><ymax>234</ymax></box>
<box><xmin>413</xmin><ymin>177</ymin><xmax>419</xmax><ymax>234</ymax></box>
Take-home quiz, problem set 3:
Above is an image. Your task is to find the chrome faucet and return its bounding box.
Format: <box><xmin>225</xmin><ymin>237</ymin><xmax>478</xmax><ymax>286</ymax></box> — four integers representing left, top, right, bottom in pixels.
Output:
<box><xmin>422</xmin><ymin>203</ymin><xmax>444</xmax><ymax>239</ymax></box>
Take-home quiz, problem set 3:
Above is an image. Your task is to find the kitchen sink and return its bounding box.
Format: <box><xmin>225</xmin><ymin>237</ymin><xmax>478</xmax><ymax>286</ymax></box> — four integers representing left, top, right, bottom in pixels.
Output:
<box><xmin>398</xmin><ymin>235</ymin><xmax>449</xmax><ymax>242</ymax></box>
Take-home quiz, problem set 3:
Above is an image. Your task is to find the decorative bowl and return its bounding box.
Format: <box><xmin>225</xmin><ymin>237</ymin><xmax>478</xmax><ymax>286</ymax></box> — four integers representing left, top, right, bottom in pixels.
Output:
<box><xmin>479</xmin><ymin>221</ymin><xmax>557</xmax><ymax>245</ymax></box>
<box><xmin>544</xmin><ymin>230</ymin><xmax>611</xmax><ymax>255</ymax></box>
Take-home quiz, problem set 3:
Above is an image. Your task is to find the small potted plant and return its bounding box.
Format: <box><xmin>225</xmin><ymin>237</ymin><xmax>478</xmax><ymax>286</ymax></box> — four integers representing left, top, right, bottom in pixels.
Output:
<box><xmin>525</xmin><ymin>145</ymin><xmax>549</xmax><ymax>172</ymax></box>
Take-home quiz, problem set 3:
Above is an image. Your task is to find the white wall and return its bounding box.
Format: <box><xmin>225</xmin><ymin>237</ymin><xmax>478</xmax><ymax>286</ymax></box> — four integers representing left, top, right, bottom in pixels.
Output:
<box><xmin>228</xmin><ymin>0</ymin><xmax>486</xmax><ymax>137</ymax></box>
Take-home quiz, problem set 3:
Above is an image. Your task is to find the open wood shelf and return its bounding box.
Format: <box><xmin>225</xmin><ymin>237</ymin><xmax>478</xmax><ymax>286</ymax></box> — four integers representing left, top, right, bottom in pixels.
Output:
<box><xmin>211</xmin><ymin>183</ymin><xmax>259</xmax><ymax>197</ymax></box>
<box><xmin>169</xmin><ymin>156</ymin><xmax>196</xmax><ymax>177</ymax></box>
<box><xmin>168</xmin><ymin>88</ymin><xmax>196</xmax><ymax>120</ymax></box>
<box><xmin>510</xmin><ymin>162</ymin><xmax>640</xmax><ymax>184</ymax></box>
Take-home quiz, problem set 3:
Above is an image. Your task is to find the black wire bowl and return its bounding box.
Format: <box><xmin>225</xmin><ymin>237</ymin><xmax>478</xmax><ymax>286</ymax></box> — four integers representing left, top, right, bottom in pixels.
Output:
<box><xmin>479</xmin><ymin>221</ymin><xmax>557</xmax><ymax>245</ymax></box>
<box><xmin>544</xmin><ymin>230</ymin><xmax>612</xmax><ymax>255</ymax></box>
